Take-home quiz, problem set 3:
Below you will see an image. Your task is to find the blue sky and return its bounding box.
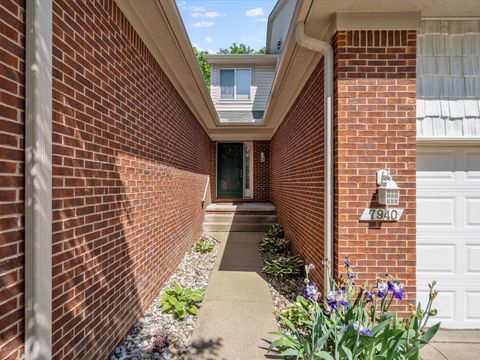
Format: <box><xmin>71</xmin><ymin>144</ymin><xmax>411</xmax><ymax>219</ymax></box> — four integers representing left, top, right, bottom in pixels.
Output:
<box><xmin>177</xmin><ymin>0</ymin><xmax>278</xmax><ymax>53</ymax></box>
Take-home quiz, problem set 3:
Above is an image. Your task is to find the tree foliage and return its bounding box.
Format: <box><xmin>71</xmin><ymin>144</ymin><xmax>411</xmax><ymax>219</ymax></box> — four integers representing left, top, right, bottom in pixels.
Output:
<box><xmin>193</xmin><ymin>43</ymin><xmax>267</xmax><ymax>87</ymax></box>
<box><xmin>218</xmin><ymin>42</ymin><xmax>266</xmax><ymax>55</ymax></box>
<box><xmin>193</xmin><ymin>47</ymin><xmax>210</xmax><ymax>87</ymax></box>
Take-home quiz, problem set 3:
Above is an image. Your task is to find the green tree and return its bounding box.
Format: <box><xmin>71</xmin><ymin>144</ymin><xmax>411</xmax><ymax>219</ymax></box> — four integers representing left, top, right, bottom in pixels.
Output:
<box><xmin>193</xmin><ymin>47</ymin><xmax>210</xmax><ymax>88</ymax></box>
<box><xmin>218</xmin><ymin>42</ymin><xmax>266</xmax><ymax>55</ymax></box>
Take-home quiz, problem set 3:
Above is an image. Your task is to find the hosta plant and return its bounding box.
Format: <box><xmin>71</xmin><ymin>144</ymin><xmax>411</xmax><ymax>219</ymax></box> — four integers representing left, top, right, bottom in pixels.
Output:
<box><xmin>269</xmin><ymin>260</ymin><xmax>440</xmax><ymax>359</ymax></box>
<box><xmin>194</xmin><ymin>239</ymin><xmax>215</xmax><ymax>253</ymax></box>
<box><xmin>161</xmin><ymin>281</ymin><xmax>205</xmax><ymax>319</ymax></box>
<box><xmin>263</xmin><ymin>255</ymin><xmax>304</xmax><ymax>280</ymax></box>
<box><xmin>259</xmin><ymin>236</ymin><xmax>290</xmax><ymax>254</ymax></box>
<box><xmin>266</xmin><ymin>223</ymin><xmax>285</xmax><ymax>239</ymax></box>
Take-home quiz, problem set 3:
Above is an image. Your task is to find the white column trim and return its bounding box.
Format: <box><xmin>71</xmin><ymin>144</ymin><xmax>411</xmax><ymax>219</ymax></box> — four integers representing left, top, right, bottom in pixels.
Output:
<box><xmin>25</xmin><ymin>0</ymin><xmax>53</xmax><ymax>359</ymax></box>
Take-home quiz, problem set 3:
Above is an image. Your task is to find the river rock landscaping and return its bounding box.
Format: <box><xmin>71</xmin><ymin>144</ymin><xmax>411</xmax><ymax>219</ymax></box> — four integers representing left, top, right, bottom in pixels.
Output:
<box><xmin>110</xmin><ymin>233</ymin><xmax>219</xmax><ymax>360</ymax></box>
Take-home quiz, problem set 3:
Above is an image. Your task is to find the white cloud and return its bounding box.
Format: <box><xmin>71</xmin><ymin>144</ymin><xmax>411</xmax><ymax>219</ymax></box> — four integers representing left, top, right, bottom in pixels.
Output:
<box><xmin>178</xmin><ymin>3</ymin><xmax>224</xmax><ymax>18</ymax></box>
<box><xmin>205</xmin><ymin>36</ymin><xmax>214</xmax><ymax>43</ymax></box>
<box><xmin>205</xmin><ymin>11</ymin><xmax>223</xmax><ymax>18</ymax></box>
<box><xmin>192</xmin><ymin>21</ymin><xmax>215</xmax><ymax>28</ymax></box>
<box><xmin>245</xmin><ymin>8</ymin><xmax>264</xmax><ymax>17</ymax></box>
<box><xmin>191</xmin><ymin>42</ymin><xmax>202</xmax><ymax>50</ymax></box>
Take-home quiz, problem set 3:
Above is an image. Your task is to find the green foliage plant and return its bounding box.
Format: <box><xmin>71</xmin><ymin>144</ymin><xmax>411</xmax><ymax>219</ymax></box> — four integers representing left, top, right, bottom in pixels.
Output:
<box><xmin>161</xmin><ymin>281</ymin><xmax>205</xmax><ymax>319</ymax></box>
<box><xmin>194</xmin><ymin>239</ymin><xmax>215</xmax><ymax>253</ymax></box>
<box><xmin>266</xmin><ymin>223</ymin><xmax>285</xmax><ymax>239</ymax></box>
<box><xmin>262</xmin><ymin>255</ymin><xmax>304</xmax><ymax>280</ymax></box>
<box><xmin>269</xmin><ymin>259</ymin><xmax>441</xmax><ymax>359</ymax></box>
<box><xmin>259</xmin><ymin>236</ymin><xmax>289</xmax><ymax>254</ymax></box>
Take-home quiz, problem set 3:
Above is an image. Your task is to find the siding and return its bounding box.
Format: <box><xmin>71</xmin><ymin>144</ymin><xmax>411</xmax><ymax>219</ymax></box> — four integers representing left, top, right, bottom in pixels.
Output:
<box><xmin>417</xmin><ymin>20</ymin><xmax>480</xmax><ymax>137</ymax></box>
<box><xmin>210</xmin><ymin>65</ymin><xmax>275</xmax><ymax>118</ymax></box>
<box><xmin>268</xmin><ymin>0</ymin><xmax>296</xmax><ymax>54</ymax></box>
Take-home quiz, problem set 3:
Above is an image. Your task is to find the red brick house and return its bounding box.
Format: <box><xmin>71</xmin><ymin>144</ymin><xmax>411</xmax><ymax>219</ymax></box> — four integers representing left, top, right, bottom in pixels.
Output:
<box><xmin>0</xmin><ymin>0</ymin><xmax>479</xmax><ymax>359</ymax></box>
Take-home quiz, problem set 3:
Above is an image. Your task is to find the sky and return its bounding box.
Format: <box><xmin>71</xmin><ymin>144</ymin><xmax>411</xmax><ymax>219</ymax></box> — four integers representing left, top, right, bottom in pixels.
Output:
<box><xmin>176</xmin><ymin>0</ymin><xmax>278</xmax><ymax>54</ymax></box>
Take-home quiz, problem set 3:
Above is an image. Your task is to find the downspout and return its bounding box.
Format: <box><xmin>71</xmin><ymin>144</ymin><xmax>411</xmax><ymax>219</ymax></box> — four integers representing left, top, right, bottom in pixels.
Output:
<box><xmin>25</xmin><ymin>0</ymin><xmax>53</xmax><ymax>358</ymax></box>
<box><xmin>295</xmin><ymin>22</ymin><xmax>334</xmax><ymax>292</ymax></box>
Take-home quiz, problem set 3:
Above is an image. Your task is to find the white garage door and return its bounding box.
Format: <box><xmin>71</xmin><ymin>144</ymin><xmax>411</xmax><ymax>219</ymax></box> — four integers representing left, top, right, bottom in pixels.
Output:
<box><xmin>417</xmin><ymin>146</ymin><xmax>480</xmax><ymax>329</ymax></box>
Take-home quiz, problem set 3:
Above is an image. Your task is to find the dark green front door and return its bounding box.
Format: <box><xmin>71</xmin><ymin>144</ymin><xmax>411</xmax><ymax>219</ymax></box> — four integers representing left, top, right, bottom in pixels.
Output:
<box><xmin>217</xmin><ymin>143</ymin><xmax>243</xmax><ymax>198</ymax></box>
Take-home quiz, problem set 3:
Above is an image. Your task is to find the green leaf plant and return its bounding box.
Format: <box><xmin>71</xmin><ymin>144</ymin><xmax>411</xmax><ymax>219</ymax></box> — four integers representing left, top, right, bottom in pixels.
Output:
<box><xmin>262</xmin><ymin>256</ymin><xmax>304</xmax><ymax>280</ymax></box>
<box><xmin>161</xmin><ymin>281</ymin><xmax>205</xmax><ymax>320</ymax></box>
<box><xmin>269</xmin><ymin>260</ymin><xmax>441</xmax><ymax>359</ymax></box>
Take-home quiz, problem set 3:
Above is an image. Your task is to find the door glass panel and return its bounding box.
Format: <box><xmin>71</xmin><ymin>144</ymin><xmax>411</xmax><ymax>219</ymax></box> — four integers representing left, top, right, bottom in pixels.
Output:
<box><xmin>236</xmin><ymin>69</ymin><xmax>250</xmax><ymax>99</ymax></box>
<box><xmin>218</xmin><ymin>143</ymin><xmax>243</xmax><ymax>198</ymax></box>
<box><xmin>220</xmin><ymin>69</ymin><xmax>234</xmax><ymax>99</ymax></box>
<box><xmin>245</xmin><ymin>145</ymin><xmax>250</xmax><ymax>190</ymax></box>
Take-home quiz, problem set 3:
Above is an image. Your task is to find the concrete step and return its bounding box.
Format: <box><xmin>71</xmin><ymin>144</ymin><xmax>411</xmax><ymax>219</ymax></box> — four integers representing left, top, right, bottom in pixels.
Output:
<box><xmin>203</xmin><ymin>214</ymin><xmax>277</xmax><ymax>224</ymax></box>
<box><xmin>203</xmin><ymin>222</ymin><xmax>272</xmax><ymax>232</ymax></box>
<box><xmin>206</xmin><ymin>203</ymin><xmax>276</xmax><ymax>213</ymax></box>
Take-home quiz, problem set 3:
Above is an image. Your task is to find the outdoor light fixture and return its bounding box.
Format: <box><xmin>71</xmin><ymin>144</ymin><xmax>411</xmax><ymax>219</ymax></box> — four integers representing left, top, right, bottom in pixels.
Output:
<box><xmin>376</xmin><ymin>169</ymin><xmax>400</xmax><ymax>206</ymax></box>
<box><xmin>260</xmin><ymin>152</ymin><xmax>266</xmax><ymax>162</ymax></box>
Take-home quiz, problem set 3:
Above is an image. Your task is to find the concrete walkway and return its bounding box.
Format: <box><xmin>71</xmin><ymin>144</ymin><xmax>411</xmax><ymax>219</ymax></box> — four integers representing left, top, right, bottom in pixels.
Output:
<box><xmin>421</xmin><ymin>329</ymin><xmax>480</xmax><ymax>359</ymax></box>
<box><xmin>189</xmin><ymin>232</ymin><xmax>278</xmax><ymax>360</ymax></box>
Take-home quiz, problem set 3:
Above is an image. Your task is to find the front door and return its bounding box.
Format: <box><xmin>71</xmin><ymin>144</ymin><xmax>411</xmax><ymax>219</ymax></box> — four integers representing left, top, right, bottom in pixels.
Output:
<box><xmin>217</xmin><ymin>143</ymin><xmax>243</xmax><ymax>198</ymax></box>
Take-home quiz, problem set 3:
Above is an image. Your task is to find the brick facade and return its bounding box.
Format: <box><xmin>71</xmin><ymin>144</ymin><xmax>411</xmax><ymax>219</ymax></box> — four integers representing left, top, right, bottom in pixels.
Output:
<box><xmin>51</xmin><ymin>1</ymin><xmax>212</xmax><ymax>359</ymax></box>
<box><xmin>0</xmin><ymin>0</ymin><xmax>25</xmax><ymax>359</ymax></box>
<box><xmin>334</xmin><ymin>30</ymin><xmax>417</xmax><ymax>311</ymax></box>
<box><xmin>271</xmin><ymin>60</ymin><xmax>325</xmax><ymax>285</ymax></box>
<box><xmin>211</xmin><ymin>140</ymin><xmax>271</xmax><ymax>203</ymax></box>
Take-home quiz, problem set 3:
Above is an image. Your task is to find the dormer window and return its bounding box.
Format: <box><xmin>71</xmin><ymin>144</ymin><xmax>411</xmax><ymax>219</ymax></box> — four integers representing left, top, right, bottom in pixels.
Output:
<box><xmin>220</xmin><ymin>68</ymin><xmax>251</xmax><ymax>100</ymax></box>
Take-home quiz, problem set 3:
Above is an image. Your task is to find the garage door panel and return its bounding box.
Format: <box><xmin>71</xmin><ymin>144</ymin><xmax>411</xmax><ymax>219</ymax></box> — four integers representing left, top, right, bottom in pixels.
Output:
<box><xmin>417</xmin><ymin>289</ymin><xmax>455</xmax><ymax>321</ymax></box>
<box><xmin>417</xmin><ymin>146</ymin><xmax>480</xmax><ymax>328</ymax></box>
<box><xmin>466</xmin><ymin>245</ymin><xmax>480</xmax><ymax>273</ymax></box>
<box><xmin>466</xmin><ymin>198</ymin><xmax>480</xmax><ymax>226</ymax></box>
<box><xmin>417</xmin><ymin>150</ymin><xmax>455</xmax><ymax>180</ymax></box>
<box><xmin>465</xmin><ymin>151</ymin><xmax>480</xmax><ymax>180</ymax></box>
<box><xmin>466</xmin><ymin>292</ymin><xmax>480</xmax><ymax>321</ymax></box>
<box><xmin>417</xmin><ymin>244</ymin><xmax>455</xmax><ymax>273</ymax></box>
<box><xmin>417</xmin><ymin>197</ymin><xmax>455</xmax><ymax>227</ymax></box>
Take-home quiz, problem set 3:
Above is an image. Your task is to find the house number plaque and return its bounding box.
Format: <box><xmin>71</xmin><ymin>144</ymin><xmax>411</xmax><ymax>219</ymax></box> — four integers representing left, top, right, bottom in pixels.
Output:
<box><xmin>360</xmin><ymin>208</ymin><xmax>404</xmax><ymax>222</ymax></box>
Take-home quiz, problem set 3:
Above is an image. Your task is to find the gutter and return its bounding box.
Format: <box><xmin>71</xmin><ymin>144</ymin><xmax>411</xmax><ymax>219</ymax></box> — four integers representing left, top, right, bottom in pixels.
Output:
<box><xmin>295</xmin><ymin>22</ymin><xmax>334</xmax><ymax>292</ymax></box>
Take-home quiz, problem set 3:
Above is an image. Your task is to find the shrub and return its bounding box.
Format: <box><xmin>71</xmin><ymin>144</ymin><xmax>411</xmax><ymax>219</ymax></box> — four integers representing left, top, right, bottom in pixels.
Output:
<box><xmin>259</xmin><ymin>236</ymin><xmax>290</xmax><ymax>254</ymax></box>
<box><xmin>161</xmin><ymin>281</ymin><xmax>205</xmax><ymax>319</ymax></box>
<box><xmin>262</xmin><ymin>255</ymin><xmax>304</xmax><ymax>280</ymax></box>
<box><xmin>266</xmin><ymin>223</ymin><xmax>284</xmax><ymax>239</ymax></box>
<box><xmin>194</xmin><ymin>240</ymin><xmax>215</xmax><ymax>253</ymax></box>
<box><xmin>268</xmin><ymin>260</ymin><xmax>440</xmax><ymax>359</ymax></box>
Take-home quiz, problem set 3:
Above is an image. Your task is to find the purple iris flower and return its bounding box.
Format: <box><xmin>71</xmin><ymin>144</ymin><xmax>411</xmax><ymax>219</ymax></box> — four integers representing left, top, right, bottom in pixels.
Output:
<box><xmin>326</xmin><ymin>291</ymin><xmax>337</xmax><ymax>309</ymax></box>
<box><xmin>364</xmin><ymin>291</ymin><xmax>374</xmax><ymax>302</ymax></box>
<box><xmin>343</xmin><ymin>257</ymin><xmax>350</xmax><ymax>268</ymax></box>
<box><xmin>303</xmin><ymin>282</ymin><xmax>318</xmax><ymax>300</ymax></box>
<box><xmin>389</xmin><ymin>281</ymin><xmax>405</xmax><ymax>300</ymax></box>
<box><xmin>308</xmin><ymin>263</ymin><xmax>315</xmax><ymax>270</ymax></box>
<box><xmin>376</xmin><ymin>282</ymin><xmax>388</xmax><ymax>299</ymax></box>
<box><xmin>353</xmin><ymin>321</ymin><xmax>372</xmax><ymax>337</ymax></box>
<box><xmin>339</xmin><ymin>297</ymin><xmax>350</xmax><ymax>307</ymax></box>
<box><xmin>348</xmin><ymin>271</ymin><xmax>355</xmax><ymax>279</ymax></box>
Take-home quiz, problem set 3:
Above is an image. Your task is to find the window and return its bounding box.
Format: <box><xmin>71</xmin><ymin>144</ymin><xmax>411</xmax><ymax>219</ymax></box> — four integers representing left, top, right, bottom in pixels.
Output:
<box><xmin>219</xmin><ymin>69</ymin><xmax>251</xmax><ymax>100</ymax></box>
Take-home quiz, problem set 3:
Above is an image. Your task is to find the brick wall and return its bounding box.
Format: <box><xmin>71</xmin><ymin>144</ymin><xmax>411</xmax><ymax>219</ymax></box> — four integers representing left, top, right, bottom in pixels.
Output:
<box><xmin>0</xmin><ymin>1</ymin><xmax>25</xmax><ymax>359</ymax></box>
<box><xmin>270</xmin><ymin>60</ymin><xmax>325</xmax><ymax>285</ymax></box>
<box><xmin>334</xmin><ymin>30</ymin><xmax>417</xmax><ymax>311</ymax></box>
<box><xmin>51</xmin><ymin>1</ymin><xmax>212</xmax><ymax>359</ymax></box>
<box><xmin>211</xmin><ymin>141</ymin><xmax>271</xmax><ymax>203</ymax></box>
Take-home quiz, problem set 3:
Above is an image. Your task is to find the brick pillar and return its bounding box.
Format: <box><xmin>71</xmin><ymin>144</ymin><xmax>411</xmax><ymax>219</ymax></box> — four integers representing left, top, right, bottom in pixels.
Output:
<box><xmin>333</xmin><ymin>30</ymin><xmax>417</xmax><ymax>311</ymax></box>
